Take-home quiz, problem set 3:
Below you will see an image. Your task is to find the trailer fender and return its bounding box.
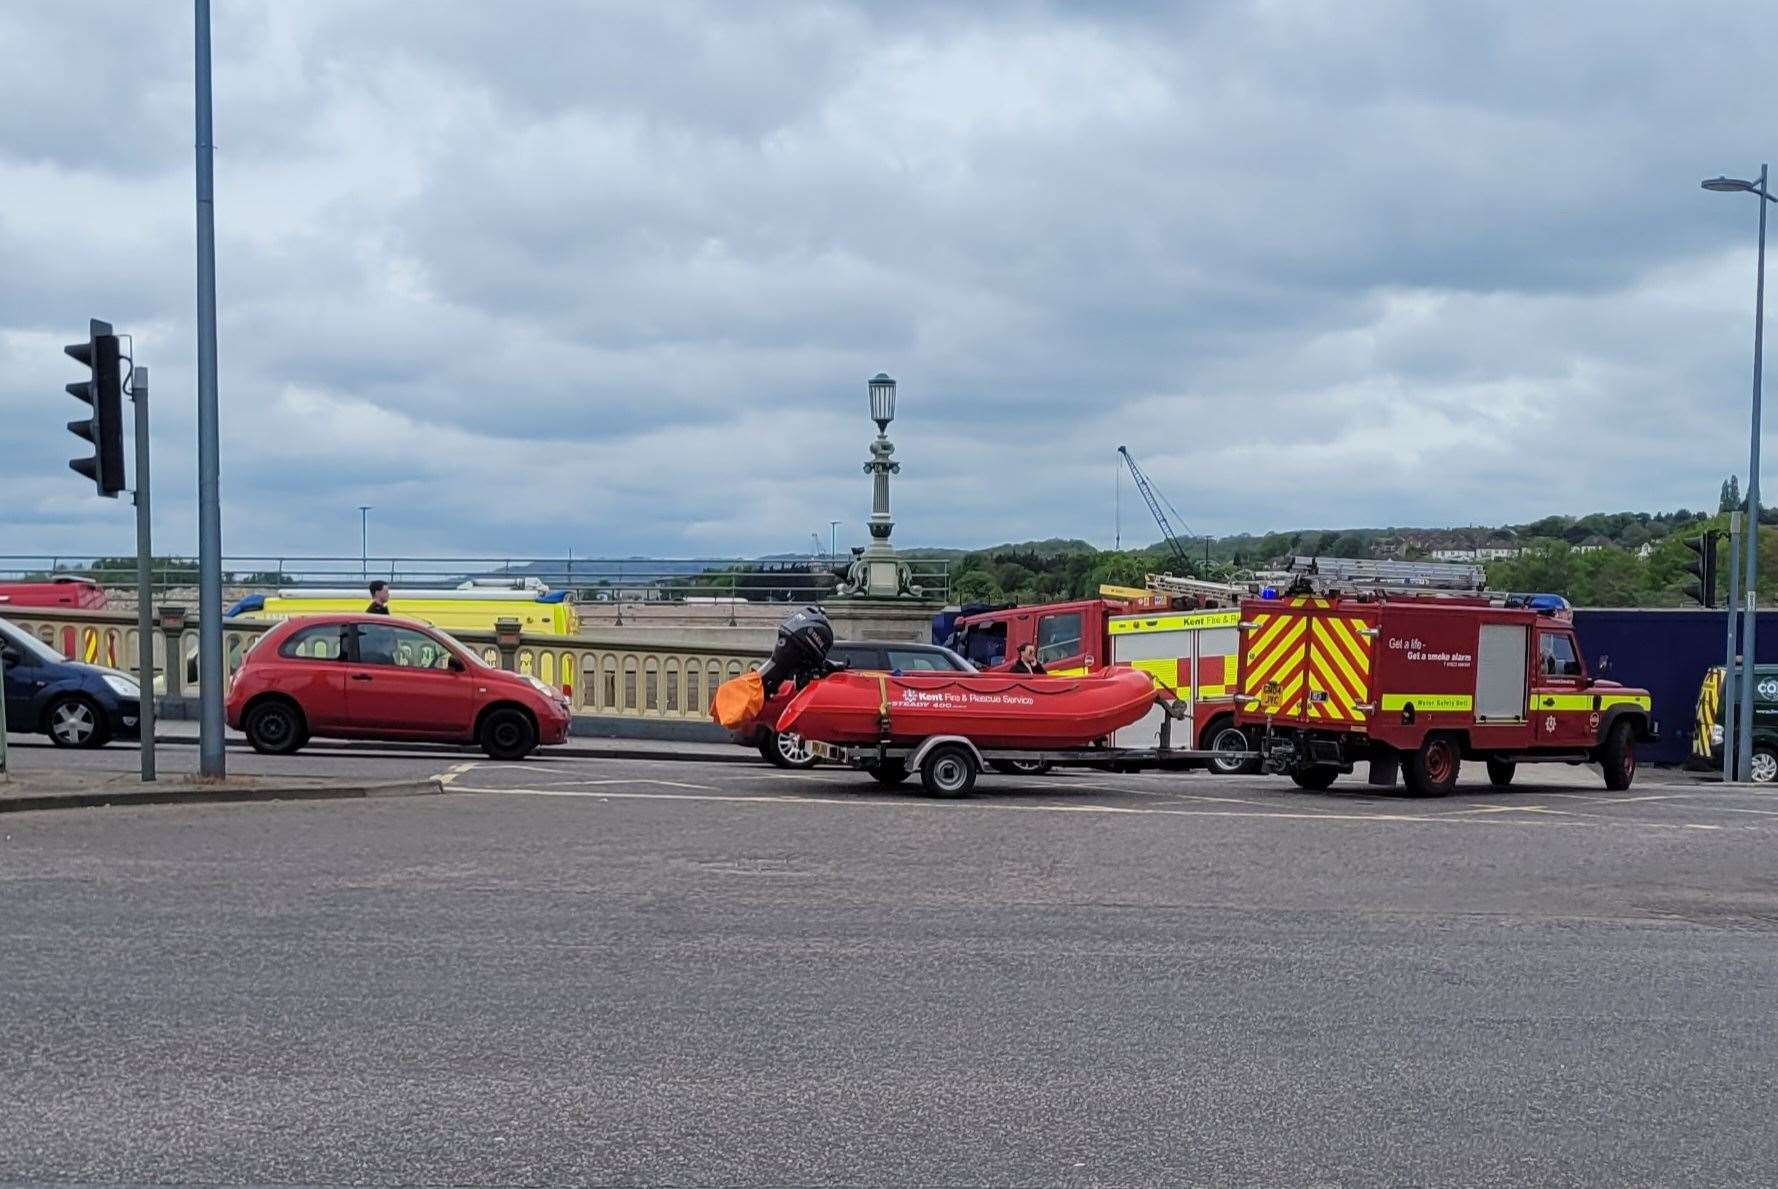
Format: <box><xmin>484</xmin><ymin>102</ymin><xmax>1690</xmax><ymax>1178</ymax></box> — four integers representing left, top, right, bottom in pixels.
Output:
<box><xmin>906</xmin><ymin>735</ymin><xmax>985</xmax><ymax>773</ymax></box>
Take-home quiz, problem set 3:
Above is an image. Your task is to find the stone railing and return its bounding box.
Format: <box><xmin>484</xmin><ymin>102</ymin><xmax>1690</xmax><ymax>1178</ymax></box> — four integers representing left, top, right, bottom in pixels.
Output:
<box><xmin>0</xmin><ymin>607</ymin><xmax>769</xmax><ymax>725</ymax></box>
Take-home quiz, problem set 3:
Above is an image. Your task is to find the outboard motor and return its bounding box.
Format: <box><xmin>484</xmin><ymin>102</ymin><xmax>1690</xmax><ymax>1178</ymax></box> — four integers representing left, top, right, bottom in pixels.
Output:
<box><xmin>757</xmin><ymin>606</ymin><xmax>840</xmax><ymax>697</ymax></box>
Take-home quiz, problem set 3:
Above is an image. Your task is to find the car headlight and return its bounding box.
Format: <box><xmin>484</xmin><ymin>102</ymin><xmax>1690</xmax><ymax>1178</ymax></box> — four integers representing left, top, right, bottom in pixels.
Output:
<box><xmin>102</xmin><ymin>674</ymin><xmax>140</xmax><ymax>698</ymax></box>
<box><xmin>524</xmin><ymin>675</ymin><xmax>565</xmax><ymax>701</ymax></box>
<box><xmin>1711</xmin><ymin>723</ymin><xmax>1725</xmax><ymax>746</ymax></box>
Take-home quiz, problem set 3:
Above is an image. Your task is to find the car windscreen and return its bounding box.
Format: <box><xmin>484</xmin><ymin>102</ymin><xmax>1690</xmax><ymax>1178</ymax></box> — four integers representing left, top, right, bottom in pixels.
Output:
<box><xmin>0</xmin><ymin>619</ymin><xmax>69</xmax><ymax>667</ymax></box>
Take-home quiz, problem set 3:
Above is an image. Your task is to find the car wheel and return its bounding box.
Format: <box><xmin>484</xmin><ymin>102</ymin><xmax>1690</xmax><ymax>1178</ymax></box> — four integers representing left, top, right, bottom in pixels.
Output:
<box><xmin>1404</xmin><ymin>733</ymin><xmax>1462</xmax><ymax>797</ymax></box>
<box><xmin>991</xmin><ymin>759</ymin><xmax>1052</xmax><ymax>776</ymax></box>
<box><xmin>758</xmin><ymin>729</ymin><xmax>819</xmax><ymax>769</ymax></box>
<box><xmin>1290</xmin><ymin>767</ymin><xmax>1338</xmax><ymax>791</ymax></box>
<box><xmin>1206</xmin><ymin>719</ymin><xmax>1261</xmax><ymax>775</ymax></box>
<box><xmin>1751</xmin><ymin>745</ymin><xmax>1778</xmax><ymax>785</ymax></box>
<box><xmin>45</xmin><ymin>695</ymin><xmax>107</xmax><ymax>749</ymax></box>
<box><xmin>870</xmin><ymin>761</ymin><xmax>910</xmax><ymax>786</ymax></box>
<box><xmin>244</xmin><ymin>700</ymin><xmax>306</xmax><ymax>756</ymax></box>
<box><xmin>1485</xmin><ymin>757</ymin><xmax>1516</xmax><ymax>787</ymax></box>
<box><xmin>480</xmin><ymin>707</ymin><xmax>538</xmax><ymax>761</ymax></box>
<box><xmin>1600</xmin><ymin>720</ymin><xmax>1636</xmax><ymax>791</ymax></box>
<box><xmin>919</xmin><ymin>742</ymin><xmax>979</xmax><ymax>798</ymax></box>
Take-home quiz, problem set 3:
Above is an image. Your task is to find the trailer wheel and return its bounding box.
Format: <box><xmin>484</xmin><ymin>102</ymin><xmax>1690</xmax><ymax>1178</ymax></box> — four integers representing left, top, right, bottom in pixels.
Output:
<box><xmin>919</xmin><ymin>743</ymin><xmax>978</xmax><ymax>798</ymax></box>
<box><xmin>1404</xmin><ymin>733</ymin><xmax>1461</xmax><ymax>797</ymax></box>
<box><xmin>1290</xmin><ymin>768</ymin><xmax>1338</xmax><ymax>791</ymax></box>
<box><xmin>1600</xmin><ymin>720</ymin><xmax>1636</xmax><ymax>791</ymax></box>
<box><xmin>1485</xmin><ymin>757</ymin><xmax>1516</xmax><ymax>787</ymax></box>
<box><xmin>870</xmin><ymin>761</ymin><xmax>910</xmax><ymax>787</ymax></box>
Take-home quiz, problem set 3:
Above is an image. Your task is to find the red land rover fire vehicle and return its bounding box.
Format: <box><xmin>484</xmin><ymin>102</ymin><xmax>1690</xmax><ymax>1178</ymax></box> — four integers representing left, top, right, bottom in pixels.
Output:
<box><xmin>1234</xmin><ymin>592</ymin><xmax>1655</xmax><ymax>795</ymax></box>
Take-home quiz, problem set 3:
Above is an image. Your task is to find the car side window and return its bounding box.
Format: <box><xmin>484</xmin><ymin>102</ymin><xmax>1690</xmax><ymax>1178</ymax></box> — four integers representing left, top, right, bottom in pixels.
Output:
<box><xmin>1538</xmin><ymin>632</ymin><xmax>1580</xmax><ymax>678</ymax></box>
<box><xmin>886</xmin><ymin>649</ymin><xmax>949</xmax><ymax>671</ymax></box>
<box><xmin>355</xmin><ymin>624</ymin><xmax>454</xmax><ymax>670</ymax></box>
<box><xmin>830</xmin><ymin>646</ymin><xmax>884</xmax><ymax>670</ymax></box>
<box><xmin>279</xmin><ymin>624</ymin><xmax>349</xmax><ymax>660</ymax></box>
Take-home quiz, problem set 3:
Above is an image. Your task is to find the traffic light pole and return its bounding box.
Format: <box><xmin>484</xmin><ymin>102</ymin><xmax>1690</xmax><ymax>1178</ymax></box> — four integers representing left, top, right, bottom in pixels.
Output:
<box><xmin>1724</xmin><ymin>511</ymin><xmax>1742</xmax><ymax>781</ymax></box>
<box><xmin>195</xmin><ymin>0</ymin><xmax>225</xmax><ymax>778</ymax></box>
<box><xmin>132</xmin><ymin>367</ymin><xmax>156</xmax><ymax>783</ymax></box>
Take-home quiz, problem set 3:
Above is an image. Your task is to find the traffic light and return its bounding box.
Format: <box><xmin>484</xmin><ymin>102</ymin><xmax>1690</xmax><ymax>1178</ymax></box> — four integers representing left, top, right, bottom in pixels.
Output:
<box><xmin>1683</xmin><ymin>531</ymin><xmax>1719</xmax><ymax>607</ymax></box>
<box><xmin>65</xmin><ymin>318</ymin><xmax>124</xmax><ymax>497</ymax></box>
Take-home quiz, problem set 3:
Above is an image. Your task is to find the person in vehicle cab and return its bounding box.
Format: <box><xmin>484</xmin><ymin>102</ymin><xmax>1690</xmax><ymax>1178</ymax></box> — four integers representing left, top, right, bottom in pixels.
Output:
<box><xmin>1009</xmin><ymin>643</ymin><xmax>1046</xmax><ymax>675</ymax></box>
<box><xmin>366</xmin><ymin>581</ymin><xmax>392</xmax><ymax>615</ymax></box>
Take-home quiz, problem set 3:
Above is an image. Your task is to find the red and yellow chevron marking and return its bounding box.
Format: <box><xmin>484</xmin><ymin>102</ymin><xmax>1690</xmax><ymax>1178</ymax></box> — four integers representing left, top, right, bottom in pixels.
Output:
<box><xmin>1243</xmin><ymin>610</ymin><xmax>1308</xmax><ymax>717</ymax></box>
<box><xmin>1305</xmin><ymin>614</ymin><xmax>1372</xmax><ymax>722</ymax></box>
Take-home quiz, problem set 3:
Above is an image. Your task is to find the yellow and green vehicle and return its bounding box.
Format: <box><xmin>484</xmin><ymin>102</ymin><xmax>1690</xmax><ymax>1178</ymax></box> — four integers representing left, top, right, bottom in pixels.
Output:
<box><xmin>226</xmin><ymin>582</ymin><xmax>580</xmax><ymax>637</ymax></box>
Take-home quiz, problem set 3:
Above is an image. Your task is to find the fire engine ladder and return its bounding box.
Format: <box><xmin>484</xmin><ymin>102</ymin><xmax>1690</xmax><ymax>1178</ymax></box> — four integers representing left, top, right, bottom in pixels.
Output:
<box><xmin>1280</xmin><ymin>556</ymin><xmax>1486</xmax><ymax>595</ymax></box>
<box><xmin>1143</xmin><ymin>572</ymin><xmax>1250</xmax><ymax>601</ymax></box>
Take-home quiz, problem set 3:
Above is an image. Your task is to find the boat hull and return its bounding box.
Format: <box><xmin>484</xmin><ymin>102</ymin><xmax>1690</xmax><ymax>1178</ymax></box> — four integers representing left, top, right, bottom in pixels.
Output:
<box><xmin>777</xmin><ymin>666</ymin><xmax>1159</xmax><ymax>749</ymax></box>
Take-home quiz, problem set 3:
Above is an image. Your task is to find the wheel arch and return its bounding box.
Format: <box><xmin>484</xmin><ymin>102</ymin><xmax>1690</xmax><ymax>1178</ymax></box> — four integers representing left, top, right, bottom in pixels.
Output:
<box><xmin>907</xmin><ymin>734</ymin><xmax>983</xmax><ymax>772</ymax></box>
<box><xmin>1598</xmin><ymin>705</ymin><xmax>1653</xmax><ymax>745</ymax></box>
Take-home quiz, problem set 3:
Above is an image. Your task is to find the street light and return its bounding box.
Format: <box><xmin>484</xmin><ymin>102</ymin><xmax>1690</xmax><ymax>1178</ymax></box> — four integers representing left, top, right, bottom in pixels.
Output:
<box><xmin>1702</xmin><ymin>165</ymin><xmax>1777</xmax><ymax>782</ymax></box>
<box><xmin>869</xmin><ymin>372</ymin><xmax>896</xmax><ymax>431</ymax></box>
<box><xmin>358</xmin><ymin>505</ymin><xmax>372</xmax><ymax>580</ymax></box>
<box><xmin>829</xmin><ymin>519</ymin><xmax>841</xmax><ymax>560</ymax></box>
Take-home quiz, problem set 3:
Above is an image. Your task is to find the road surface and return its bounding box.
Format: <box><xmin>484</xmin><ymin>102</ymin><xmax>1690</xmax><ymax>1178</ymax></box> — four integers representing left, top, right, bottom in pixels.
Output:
<box><xmin>2</xmin><ymin>752</ymin><xmax>1774</xmax><ymax>1185</ymax></box>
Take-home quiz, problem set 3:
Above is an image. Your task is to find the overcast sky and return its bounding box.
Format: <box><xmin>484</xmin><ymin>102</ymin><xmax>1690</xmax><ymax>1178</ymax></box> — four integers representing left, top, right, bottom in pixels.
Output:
<box><xmin>4</xmin><ymin>1</ymin><xmax>1777</xmax><ymax>562</ymax></box>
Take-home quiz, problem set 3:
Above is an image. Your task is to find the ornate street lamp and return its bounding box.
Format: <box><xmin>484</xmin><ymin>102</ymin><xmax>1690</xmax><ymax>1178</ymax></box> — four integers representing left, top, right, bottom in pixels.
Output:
<box><xmin>837</xmin><ymin>373</ymin><xmax>921</xmax><ymax>599</ymax></box>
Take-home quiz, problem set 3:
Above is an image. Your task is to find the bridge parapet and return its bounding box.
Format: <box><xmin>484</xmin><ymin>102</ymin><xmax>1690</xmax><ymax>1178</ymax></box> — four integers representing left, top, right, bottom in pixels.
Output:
<box><xmin>0</xmin><ymin>607</ymin><xmax>768</xmax><ymax>724</ymax></box>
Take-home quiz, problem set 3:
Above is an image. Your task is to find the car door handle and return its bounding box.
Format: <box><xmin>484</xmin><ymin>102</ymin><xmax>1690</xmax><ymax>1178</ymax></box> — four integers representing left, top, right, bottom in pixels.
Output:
<box><xmin>351</xmin><ymin>674</ymin><xmax>374</xmax><ymax>682</ymax></box>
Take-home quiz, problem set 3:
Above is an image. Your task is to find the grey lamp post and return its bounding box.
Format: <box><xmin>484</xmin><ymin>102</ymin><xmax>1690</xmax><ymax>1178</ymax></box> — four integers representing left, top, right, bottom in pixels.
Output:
<box><xmin>1703</xmin><ymin>168</ymin><xmax>1774</xmax><ymax>782</ymax></box>
<box><xmin>358</xmin><ymin>505</ymin><xmax>372</xmax><ymax>580</ymax></box>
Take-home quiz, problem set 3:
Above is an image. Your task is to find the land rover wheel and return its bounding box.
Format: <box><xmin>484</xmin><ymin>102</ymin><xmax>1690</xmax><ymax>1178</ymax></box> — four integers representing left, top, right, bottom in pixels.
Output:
<box><xmin>919</xmin><ymin>743</ymin><xmax>978</xmax><ymax>798</ymax></box>
<box><xmin>759</xmin><ymin>729</ymin><xmax>818</xmax><ymax>770</ymax></box>
<box><xmin>1485</xmin><ymin>757</ymin><xmax>1516</xmax><ymax>787</ymax></box>
<box><xmin>1290</xmin><ymin>767</ymin><xmax>1338</xmax><ymax>791</ymax></box>
<box><xmin>1600</xmin><ymin>720</ymin><xmax>1636</xmax><ymax>791</ymax></box>
<box><xmin>1751</xmin><ymin>746</ymin><xmax>1778</xmax><ymax>785</ymax></box>
<box><xmin>1404</xmin><ymin>734</ymin><xmax>1462</xmax><ymax>797</ymax></box>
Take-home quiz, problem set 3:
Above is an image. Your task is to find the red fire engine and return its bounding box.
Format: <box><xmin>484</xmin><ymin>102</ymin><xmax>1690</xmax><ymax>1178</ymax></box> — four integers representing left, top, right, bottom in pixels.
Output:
<box><xmin>1234</xmin><ymin>592</ymin><xmax>1655</xmax><ymax>795</ymax></box>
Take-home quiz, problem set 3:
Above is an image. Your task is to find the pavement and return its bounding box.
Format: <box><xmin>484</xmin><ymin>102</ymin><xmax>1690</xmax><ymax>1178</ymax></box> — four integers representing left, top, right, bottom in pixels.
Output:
<box><xmin>1</xmin><ymin>751</ymin><xmax>1775</xmax><ymax>1185</ymax></box>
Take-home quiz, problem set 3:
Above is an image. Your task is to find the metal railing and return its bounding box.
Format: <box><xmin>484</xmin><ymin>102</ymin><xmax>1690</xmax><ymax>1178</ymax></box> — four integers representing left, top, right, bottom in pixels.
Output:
<box><xmin>0</xmin><ymin>554</ymin><xmax>952</xmax><ymax>603</ymax></box>
<box><xmin>0</xmin><ymin>607</ymin><xmax>769</xmax><ymax>723</ymax></box>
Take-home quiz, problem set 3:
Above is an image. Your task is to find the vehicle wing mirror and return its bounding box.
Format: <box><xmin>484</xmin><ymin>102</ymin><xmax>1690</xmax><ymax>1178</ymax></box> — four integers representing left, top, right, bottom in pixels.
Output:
<box><xmin>448</xmin><ymin>656</ymin><xmax>466</xmax><ymax>673</ymax></box>
<box><xmin>1</xmin><ymin>646</ymin><xmax>22</xmax><ymax>666</ymax></box>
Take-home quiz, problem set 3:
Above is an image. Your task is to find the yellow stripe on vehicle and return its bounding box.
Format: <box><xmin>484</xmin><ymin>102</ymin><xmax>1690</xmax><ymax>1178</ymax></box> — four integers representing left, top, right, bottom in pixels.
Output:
<box><xmin>1048</xmin><ymin>665</ymin><xmax>1090</xmax><ymax>677</ymax></box>
<box><xmin>1130</xmin><ymin>657</ymin><xmax>1178</xmax><ymax>690</ymax></box>
<box><xmin>1528</xmin><ymin>693</ymin><xmax>1653</xmax><ymax>712</ymax></box>
<box><xmin>1108</xmin><ymin>609</ymin><xmax>1241</xmax><ymax>634</ymax></box>
<box><xmin>1378</xmin><ymin>693</ymin><xmax>1474</xmax><ymax>712</ymax></box>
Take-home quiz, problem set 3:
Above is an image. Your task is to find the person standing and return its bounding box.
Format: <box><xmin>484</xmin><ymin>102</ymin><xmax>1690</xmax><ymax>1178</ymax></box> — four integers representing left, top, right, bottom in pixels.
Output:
<box><xmin>1009</xmin><ymin>643</ymin><xmax>1046</xmax><ymax>675</ymax></box>
<box><xmin>366</xmin><ymin>580</ymin><xmax>392</xmax><ymax>615</ymax></box>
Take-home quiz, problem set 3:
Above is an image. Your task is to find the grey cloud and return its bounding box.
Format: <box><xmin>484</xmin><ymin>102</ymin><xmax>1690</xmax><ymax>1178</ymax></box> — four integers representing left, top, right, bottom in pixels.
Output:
<box><xmin>3</xmin><ymin>1</ymin><xmax>1777</xmax><ymax>563</ymax></box>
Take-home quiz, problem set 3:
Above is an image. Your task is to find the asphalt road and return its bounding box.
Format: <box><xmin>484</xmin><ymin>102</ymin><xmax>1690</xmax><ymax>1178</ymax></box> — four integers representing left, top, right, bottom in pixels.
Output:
<box><xmin>3</xmin><ymin>754</ymin><xmax>1775</xmax><ymax>1186</ymax></box>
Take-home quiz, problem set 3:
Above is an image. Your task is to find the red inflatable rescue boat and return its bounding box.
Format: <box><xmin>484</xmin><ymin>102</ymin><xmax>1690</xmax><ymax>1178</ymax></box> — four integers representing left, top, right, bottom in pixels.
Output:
<box><xmin>776</xmin><ymin>665</ymin><xmax>1160</xmax><ymax>749</ymax></box>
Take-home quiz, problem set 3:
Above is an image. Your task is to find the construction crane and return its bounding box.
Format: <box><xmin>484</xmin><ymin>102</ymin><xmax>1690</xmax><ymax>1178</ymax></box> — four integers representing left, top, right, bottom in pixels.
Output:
<box><xmin>1117</xmin><ymin>446</ymin><xmax>1195</xmax><ymax>576</ymax></box>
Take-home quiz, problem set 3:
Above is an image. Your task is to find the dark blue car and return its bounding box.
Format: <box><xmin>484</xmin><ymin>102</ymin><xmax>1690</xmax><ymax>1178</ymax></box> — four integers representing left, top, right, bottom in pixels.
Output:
<box><xmin>0</xmin><ymin>618</ymin><xmax>141</xmax><ymax>748</ymax></box>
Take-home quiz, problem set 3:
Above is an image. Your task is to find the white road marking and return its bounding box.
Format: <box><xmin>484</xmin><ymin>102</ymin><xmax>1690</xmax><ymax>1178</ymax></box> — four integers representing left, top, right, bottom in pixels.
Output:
<box><xmin>436</xmin><ymin>761</ymin><xmax>480</xmax><ymax>787</ymax></box>
<box><xmin>450</xmin><ymin>783</ymin><xmax>1754</xmax><ymax>831</ymax></box>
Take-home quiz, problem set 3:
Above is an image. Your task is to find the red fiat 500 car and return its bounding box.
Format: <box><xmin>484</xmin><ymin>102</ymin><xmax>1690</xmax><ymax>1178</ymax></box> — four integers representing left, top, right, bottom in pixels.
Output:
<box><xmin>226</xmin><ymin>615</ymin><xmax>571</xmax><ymax>759</ymax></box>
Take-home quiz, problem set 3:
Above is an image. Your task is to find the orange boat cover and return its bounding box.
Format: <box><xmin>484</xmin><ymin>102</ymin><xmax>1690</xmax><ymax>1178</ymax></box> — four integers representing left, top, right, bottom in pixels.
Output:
<box><xmin>710</xmin><ymin>670</ymin><xmax>765</xmax><ymax>729</ymax></box>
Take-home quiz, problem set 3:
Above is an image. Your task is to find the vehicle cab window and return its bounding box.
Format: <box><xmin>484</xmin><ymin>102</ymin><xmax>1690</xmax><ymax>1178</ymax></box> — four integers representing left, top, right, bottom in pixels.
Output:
<box><xmin>355</xmin><ymin>624</ymin><xmax>456</xmax><ymax>670</ymax></box>
<box><xmin>1036</xmin><ymin>612</ymin><xmax>1084</xmax><ymax>665</ymax></box>
<box><xmin>1538</xmin><ymin>631</ymin><xmax>1581</xmax><ymax>678</ymax></box>
<box><xmin>279</xmin><ymin>624</ymin><xmax>350</xmax><ymax>660</ymax></box>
